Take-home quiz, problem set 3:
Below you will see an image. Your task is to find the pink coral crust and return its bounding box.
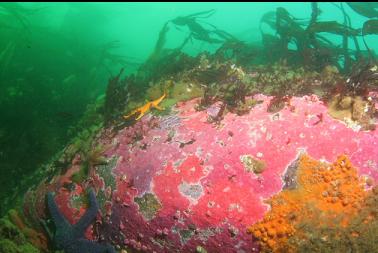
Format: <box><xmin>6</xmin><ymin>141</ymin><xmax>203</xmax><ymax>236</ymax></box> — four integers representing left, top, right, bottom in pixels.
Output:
<box><xmin>27</xmin><ymin>94</ymin><xmax>378</xmax><ymax>252</ymax></box>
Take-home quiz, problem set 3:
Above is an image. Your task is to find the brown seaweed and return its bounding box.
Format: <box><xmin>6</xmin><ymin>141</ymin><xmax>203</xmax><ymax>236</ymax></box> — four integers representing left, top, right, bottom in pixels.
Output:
<box><xmin>307</xmin><ymin>21</ymin><xmax>360</xmax><ymax>36</ymax></box>
<box><xmin>346</xmin><ymin>2</ymin><xmax>378</xmax><ymax>18</ymax></box>
<box><xmin>362</xmin><ymin>19</ymin><xmax>378</xmax><ymax>35</ymax></box>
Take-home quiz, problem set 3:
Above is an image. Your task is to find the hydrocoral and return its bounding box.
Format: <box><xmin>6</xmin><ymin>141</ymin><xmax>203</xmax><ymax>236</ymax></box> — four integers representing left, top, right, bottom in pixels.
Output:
<box><xmin>248</xmin><ymin>154</ymin><xmax>375</xmax><ymax>253</ymax></box>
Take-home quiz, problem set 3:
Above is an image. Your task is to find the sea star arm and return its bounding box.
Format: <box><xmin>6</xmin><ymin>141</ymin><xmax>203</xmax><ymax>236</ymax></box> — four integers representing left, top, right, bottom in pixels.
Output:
<box><xmin>135</xmin><ymin>112</ymin><xmax>145</xmax><ymax>120</ymax></box>
<box><xmin>73</xmin><ymin>188</ymin><xmax>99</xmax><ymax>235</ymax></box>
<box><xmin>123</xmin><ymin>109</ymin><xmax>138</xmax><ymax>120</ymax></box>
<box><xmin>75</xmin><ymin>239</ymin><xmax>117</xmax><ymax>253</ymax></box>
<box><xmin>152</xmin><ymin>104</ymin><xmax>164</xmax><ymax>110</ymax></box>
<box><xmin>47</xmin><ymin>192</ymin><xmax>71</xmax><ymax>229</ymax></box>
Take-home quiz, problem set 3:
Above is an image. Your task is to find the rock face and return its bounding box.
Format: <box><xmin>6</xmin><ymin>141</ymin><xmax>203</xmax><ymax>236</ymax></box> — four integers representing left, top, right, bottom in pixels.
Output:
<box><xmin>248</xmin><ymin>154</ymin><xmax>376</xmax><ymax>252</ymax></box>
<box><xmin>23</xmin><ymin>94</ymin><xmax>378</xmax><ymax>253</ymax></box>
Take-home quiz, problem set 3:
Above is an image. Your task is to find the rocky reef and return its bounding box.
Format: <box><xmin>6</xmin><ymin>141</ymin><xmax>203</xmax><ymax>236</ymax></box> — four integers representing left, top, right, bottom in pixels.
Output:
<box><xmin>20</xmin><ymin>90</ymin><xmax>378</xmax><ymax>252</ymax></box>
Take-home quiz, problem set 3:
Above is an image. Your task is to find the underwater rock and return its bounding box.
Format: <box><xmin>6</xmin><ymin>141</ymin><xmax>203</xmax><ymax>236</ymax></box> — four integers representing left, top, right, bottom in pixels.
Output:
<box><xmin>23</xmin><ymin>94</ymin><xmax>378</xmax><ymax>252</ymax></box>
<box><xmin>328</xmin><ymin>94</ymin><xmax>376</xmax><ymax>131</ymax></box>
<box><xmin>240</xmin><ymin>154</ymin><xmax>266</xmax><ymax>175</ymax></box>
<box><xmin>8</xmin><ymin>209</ymin><xmax>48</xmax><ymax>251</ymax></box>
<box><xmin>248</xmin><ymin>154</ymin><xmax>377</xmax><ymax>252</ymax></box>
<box><xmin>0</xmin><ymin>213</ymin><xmax>41</xmax><ymax>253</ymax></box>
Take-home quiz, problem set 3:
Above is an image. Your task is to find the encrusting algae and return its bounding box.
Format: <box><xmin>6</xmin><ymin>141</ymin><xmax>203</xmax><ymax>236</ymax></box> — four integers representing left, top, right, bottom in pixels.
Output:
<box><xmin>248</xmin><ymin>154</ymin><xmax>376</xmax><ymax>253</ymax></box>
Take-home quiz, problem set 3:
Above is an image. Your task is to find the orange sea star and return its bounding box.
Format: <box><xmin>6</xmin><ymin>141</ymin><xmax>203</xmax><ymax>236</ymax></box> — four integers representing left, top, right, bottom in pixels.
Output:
<box><xmin>123</xmin><ymin>93</ymin><xmax>166</xmax><ymax>121</ymax></box>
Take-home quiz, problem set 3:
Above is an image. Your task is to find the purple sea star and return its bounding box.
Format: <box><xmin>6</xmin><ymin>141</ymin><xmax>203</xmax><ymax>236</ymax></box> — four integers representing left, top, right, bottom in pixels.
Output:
<box><xmin>46</xmin><ymin>188</ymin><xmax>115</xmax><ymax>253</ymax></box>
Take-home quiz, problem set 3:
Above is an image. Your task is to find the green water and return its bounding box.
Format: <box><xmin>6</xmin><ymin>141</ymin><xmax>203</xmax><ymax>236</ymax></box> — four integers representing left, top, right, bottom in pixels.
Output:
<box><xmin>0</xmin><ymin>0</ymin><xmax>377</xmax><ymax>226</ymax></box>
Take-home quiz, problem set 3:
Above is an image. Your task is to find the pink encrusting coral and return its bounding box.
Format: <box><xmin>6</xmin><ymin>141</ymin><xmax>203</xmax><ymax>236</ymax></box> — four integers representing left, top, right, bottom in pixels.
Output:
<box><xmin>24</xmin><ymin>94</ymin><xmax>378</xmax><ymax>252</ymax></box>
<box><xmin>101</xmin><ymin>94</ymin><xmax>378</xmax><ymax>252</ymax></box>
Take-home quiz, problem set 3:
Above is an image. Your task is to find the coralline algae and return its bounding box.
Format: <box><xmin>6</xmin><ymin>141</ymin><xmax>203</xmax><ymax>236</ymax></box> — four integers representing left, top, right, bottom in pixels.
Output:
<box><xmin>24</xmin><ymin>94</ymin><xmax>377</xmax><ymax>252</ymax></box>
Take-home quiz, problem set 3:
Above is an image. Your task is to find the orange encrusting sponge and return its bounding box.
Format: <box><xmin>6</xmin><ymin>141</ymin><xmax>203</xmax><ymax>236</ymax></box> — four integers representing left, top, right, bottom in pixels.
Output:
<box><xmin>248</xmin><ymin>154</ymin><xmax>370</xmax><ymax>253</ymax></box>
